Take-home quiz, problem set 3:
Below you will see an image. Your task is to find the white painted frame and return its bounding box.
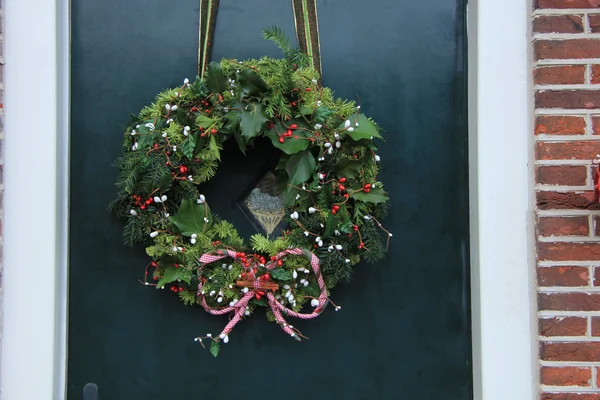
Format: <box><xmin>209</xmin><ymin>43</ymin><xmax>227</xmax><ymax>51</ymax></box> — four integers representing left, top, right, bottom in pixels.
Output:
<box><xmin>0</xmin><ymin>0</ymin><xmax>536</xmax><ymax>399</ymax></box>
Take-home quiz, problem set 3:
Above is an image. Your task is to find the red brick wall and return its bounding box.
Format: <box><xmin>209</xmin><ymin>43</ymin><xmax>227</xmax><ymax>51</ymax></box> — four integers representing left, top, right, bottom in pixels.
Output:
<box><xmin>535</xmin><ymin>1</ymin><xmax>600</xmax><ymax>398</ymax></box>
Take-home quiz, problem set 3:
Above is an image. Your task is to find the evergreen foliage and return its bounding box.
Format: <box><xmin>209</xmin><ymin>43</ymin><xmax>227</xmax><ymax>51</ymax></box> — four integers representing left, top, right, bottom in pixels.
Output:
<box><xmin>110</xmin><ymin>29</ymin><xmax>391</xmax><ymax>340</ymax></box>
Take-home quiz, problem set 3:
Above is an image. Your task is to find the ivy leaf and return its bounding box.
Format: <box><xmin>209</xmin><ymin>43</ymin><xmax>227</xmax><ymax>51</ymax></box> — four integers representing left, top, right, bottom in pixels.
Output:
<box><xmin>170</xmin><ymin>199</ymin><xmax>213</xmax><ymax>236</ymax></box>
<box><xmin>338</xmin><ymin>114</ymin><xmax>382</xmax><ymax>141</ymax></box>
<box><xmin>210</xmin><ymin>341</ymin><xmax>220</xmax><ymax>358</ymax></box>
<box><xmin>158</xmin><ymin>172</ymin><xmax>173</xmax><ymax>192</ymax></box>
<box><xmin>156</xmin><ymin>267</ymin><xmax>193</xmax><ymax>289</ymax></box>
<box><xmin>285</xmin><ymin>150</ymin><xmax>316</xmax><ymax>186</ymax></box>
<box><xmin>350</xmin><ymin>187</ymin><xmax>389</xmax><ymax>204</ymax></box>
<box><xmin>195</xmin><ymin>114</ymin><xmax>214</xmax><ymax>128</ymax></box>
<box><xmin>181</xmin><ymin>135</ymin><xmax>196</xmax><ymax>159</ymax></box>
<box><xmin>209</xmin><ymin>136</ymin><xmax>221</xmax><ymax>160</ymax></box>
<box><xmin>240</xmin><ymin>102</ymin><xmax>268</xmax><ymax>138</ymax></box>
<box><xmin>271</xmin><ymin>268</ymin><xmax>292</xmax><ymax>281</ymax></box>
<box><xmin>238</xmin><ymin>69</ymin><xmax>267</xmax><ymax>97</ymax></box>
<box><xmin>205</xmin><ymin>62</ymin><xmax>228</xmax><ymax>93</ymax></box>
<box><xmin>265</xmin><ymin>121</ymin><xmax>309</xmax><ymax>155</ymax></box>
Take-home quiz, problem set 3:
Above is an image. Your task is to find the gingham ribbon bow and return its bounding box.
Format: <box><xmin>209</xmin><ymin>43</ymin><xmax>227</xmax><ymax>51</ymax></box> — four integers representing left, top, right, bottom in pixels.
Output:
<box><xmin>198</xmin><ymin>248</ymin><xmax>328</xmax><ymax>341</ymax></box>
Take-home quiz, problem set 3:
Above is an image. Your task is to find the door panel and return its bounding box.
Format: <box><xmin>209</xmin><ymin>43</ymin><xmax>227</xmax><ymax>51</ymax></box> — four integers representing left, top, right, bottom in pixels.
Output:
<box><xmin>69</xmin><ymin>1</ymin><xmax>470</xmax><ymax>399</ymax></box>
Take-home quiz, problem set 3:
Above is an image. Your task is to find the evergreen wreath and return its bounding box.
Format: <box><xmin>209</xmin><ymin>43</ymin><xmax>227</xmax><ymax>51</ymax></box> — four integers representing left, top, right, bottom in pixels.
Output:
<box><xmin>110</xmin><ymin>28</ymin><xmax>391</xmax><ymax>356</ymax></box>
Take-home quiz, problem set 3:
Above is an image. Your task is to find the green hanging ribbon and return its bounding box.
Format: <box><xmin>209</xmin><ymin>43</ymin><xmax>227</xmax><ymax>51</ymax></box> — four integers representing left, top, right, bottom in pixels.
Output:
<box><xmin>198</xmin><ymin>0</ymin><xmax>220</xmax><ymax>77</ymax></box>
<box><xmin>292</xmin><ymin>0</ymin><xmax>322</xmax><ymax>81</ymax></box>
<box><xmin>197</xmin><ymin>0</ymin><xmax>322</xmax><ymax>80</ymax></box>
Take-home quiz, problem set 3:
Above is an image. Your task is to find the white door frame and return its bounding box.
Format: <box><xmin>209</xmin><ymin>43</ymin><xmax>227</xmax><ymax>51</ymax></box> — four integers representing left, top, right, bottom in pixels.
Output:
<box><xmin>1</xmin><ymin>0</ymin><xmax>536</xmax><ymax>399</ymax></box>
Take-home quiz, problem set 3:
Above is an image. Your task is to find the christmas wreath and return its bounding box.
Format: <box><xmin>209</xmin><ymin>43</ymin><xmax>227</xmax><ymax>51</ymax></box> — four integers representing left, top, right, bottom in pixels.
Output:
<box><xmin>110</xmin><ymin>28</ymin><xmax>391</xmax><ymax>356</ymax></box>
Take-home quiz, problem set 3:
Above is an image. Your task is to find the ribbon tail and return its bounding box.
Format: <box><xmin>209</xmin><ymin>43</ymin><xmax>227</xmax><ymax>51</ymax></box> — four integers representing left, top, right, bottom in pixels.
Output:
<box><xmin>219</xmin><ymin>292</ymin><xmax>253</xmax><ymax>337</ymax></box>
<box><xmin>268</xmin><ymin>293</ymin><xmax>301</xmax><ymax>341</ymax></box>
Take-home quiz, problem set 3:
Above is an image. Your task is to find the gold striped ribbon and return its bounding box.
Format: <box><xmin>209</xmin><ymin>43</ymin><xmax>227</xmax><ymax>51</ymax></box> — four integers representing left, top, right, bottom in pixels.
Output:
<box><xmin>197</xmin><ymin>0</ymin><xmax>322</xmax><ymax>79</ymax></box>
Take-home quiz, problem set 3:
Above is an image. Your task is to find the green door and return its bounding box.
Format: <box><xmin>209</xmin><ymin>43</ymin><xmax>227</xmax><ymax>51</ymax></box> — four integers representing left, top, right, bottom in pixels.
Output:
<box><xmin>69</xmin><ymin>1</ymin><xmax>470</xmax><ymax>399</ymax></box>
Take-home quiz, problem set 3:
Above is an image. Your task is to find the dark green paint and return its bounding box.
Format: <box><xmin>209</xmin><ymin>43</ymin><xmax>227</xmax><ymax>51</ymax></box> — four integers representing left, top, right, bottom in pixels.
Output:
<box><xmin>69</xmin><ymin>0</ymin><xmax>471</xmax><ymax>399</ymax></box>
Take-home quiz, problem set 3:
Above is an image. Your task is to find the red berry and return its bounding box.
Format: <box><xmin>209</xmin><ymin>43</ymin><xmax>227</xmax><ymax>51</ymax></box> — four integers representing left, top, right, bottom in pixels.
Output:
<box><xmin>258</xmin><ymin>291</ymin><xmax>265</xmax><ymax>296</ymax></box>
<box><xmin>338</xmin><ymin>184</ymin><xmax>346</xmax><ymax>192</ymax></box>
<box><xmin>344</xmin><ymin>193</ymin><xmax>350</xmax><ymax>198</ymax></box>
<box><xmin>140</xmin><ymin>205</ymin><xmax>146</xmax><ymax>210</ymax></box>
<box><xmin>166</xmin><ymin>161</ymin><xmax>171</xmax><ymax>165</ymax></box>
<box><xmin>286</xmin><ymin>129</ymin><xmax>292</xmax><ymax>136</ymax></box>
<box><xmin>279</xmin><ymin>136</ymin><xmax>285</xmax><ymax>143</ymax></box>
<box><xmin>271</xmin><ymin>255</ymin><xmax>276</xmax><ymax>261</ymax></box>
<box><xmin>290</xmin><ymin>124</ymin><xmax>298</xmax><ymax>129</ymax></box>
<box><xmin>305</xmin><ymin>88</ymin><xmax>311</xmax><ymax>91</ymax></box>
<box><xmin>364</xmin><ymin>188</ymin><xmax>371</xmax><ymax>193</ymax></box>
<box><xmin>332</xmin><ymin>209</ymin><xmax>337</xmax><ymax>215</ymax></box>
<box><xmin>364</xmin><ymin>183</ymin><xmax>372</xmax><ymax>189</ymax></box>
<box><xmin>310</xmin><ymin>138</ymin><xmax>315</xmax><ymax>142</ymax></box>
<box><xmin>333</xmin><ymin>205</ymin><xmax>340</xmax><ymax>210</ymax></box>
<box><xmin>353</xmin><ymin>225</ymin><xmax>359</xmax><ymax>231</ymax></box>
<box><xmin>211</xmin><ymin>128</ymin><xmax>217</xmax><ymax>135</ymax></box>
<box><xmin>179</xmin><ymin>166</ymin><xmax>188</xmax><ymax>174</ymax></box>
<box><xmin>151</xmin><ymin>261</ymin><xmax>158</xmax><ymax>267</ymax></box>
<box><xmin>255</xmin><ymin>294</ymin><xmax>262</xmax><ymax>300</ymax></box>
<box><xmin>263</xmin><ymin>273</ymin><xmax>270</xmax><ymax>281</ymax></box>
<box><xmin>277</xmin><ymin>259</ymin><xmax>283</xmax><ymax>266</ymax></box>
<box><xmin>145</xmin><ymin>199</ymin><xmax>152</xmax><ymax>205</ymax></box>
<box><xmin>294</xmin><ymin>135</ymin><xmax>299</xmax><ymax>139</ymax></box>
<box><xmin>339</xmin><ymin>177</ymin><xmax>347</xmax><ymax>183</ymax></box>
<box><xmin>291</xmin><ymin>102</ymin><xmax>297</xmax><ymax>107</ymax></box>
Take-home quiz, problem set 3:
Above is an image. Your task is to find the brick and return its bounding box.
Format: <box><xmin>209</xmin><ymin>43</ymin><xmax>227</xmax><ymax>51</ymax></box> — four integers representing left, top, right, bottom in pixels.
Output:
<box><xmin>536</xmin><ymin>90</ymin><xmax>600</xmax><ymax>109</ymax></box>
<box><xmin>536</xmin><ymin>141</ymin><xmax>600</xmax><ymax>160</ymax></box>
<box><xmin>536</xmin><ymin>0</ymin><xmax>600</xmax><ymax>8</ymax></box>
<box><xmin>540</xmin><ymin>292</ymin><xmax>600</xmax><ymax>310</ymax></box>
<box><xmin>539</xmin><ymin>242</ymin><xmax>600</xmax><ymax>260</ymax></box>
<box><xmin>541</xmin><ymin>367</ymin><xmax>591</xmax><ymax>386</ymax></box>
<box><xmin>592</xmin><ymin>317</ymin><xmax>600</xmax><ymax>335</ymax></box>
<box><xmin>594</xmin><ymin>216</ymin><xmax>600</xmax><ymax>235</ymax></box>
<box><xmin>590</xmin><ymin>14</ymin><xmax>600</xmax><ymax>32</ymax></box>
<box><xmin>537</xmin><ymin>166</ymin><xmax>588</xmax><ymax>185</ymax></box>
<box><xmin>540</xmin><ymin>317</ymin><xmax>588</xmax><ymax>336</ymax></box>
<box><xmin>534</xmin><ymin>15</ymin><xmax>584</xmax><ymax>33</ymax></box>
<box><xmin>539</xmin><ymin>266</ymin><xmax>589</xmax><ymax>286</ymax></box>
<box><xmin>535</xmin><ymin>40</ymin><xmax>600</xmax><ymax>60</ymax></box>
<box><xmin>537</xmin><ymin>191</ymin><xmax>595</xmax><ymax>210</ymax></box>
<box><xmin>592</xmin><ymin>65</ymin><xmax>600</xmax><ymax>85</ymax></box>
<box><xmin>539</xmin><ymin>216</ymin><xmax>590</xmax><ymax>236</ymax></box>
<box><xmin>535</xmin><ymin>65</ymin><xmax>586</xmax><ymax>85</ymax></box>
<box><xmin>541</xmin><ymin>342</ymin><xmax>600</xmax><ymax>361</ymax></box>
<box><xmin>542</xmin><ymin>394</ymin><xmax>600</xmax><ymax>400</ymax></box>
<box><xmin>536</xmin><ymin>116</ymin><xmax>586</xmax><ymax>135</ymax></box>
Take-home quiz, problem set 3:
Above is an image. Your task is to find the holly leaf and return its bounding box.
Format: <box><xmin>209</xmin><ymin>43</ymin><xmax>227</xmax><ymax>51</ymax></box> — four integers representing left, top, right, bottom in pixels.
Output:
<box><xmin>338</xmin><ymin>114</ymin><xmax>382</xmax><ymax>141</ymax></box>
<box><xmin>210</xmin><ymin>340</ymin><xmax>220</xmax><ymax>358</ymax></box>
<box><xmin>350</xmin><ymin>187</ymin><xmax>389</xmax><ymax>204</ymax></box>
<box><xmin>334</xmin><ymin>158</ymin><xmax>363</xmax><ymax>178</ymax></box>
<box><xmin>238</xmin><ymin>69</ymin><xmax>267</xmax><ymax>97</ymax></box>
<box><xmin>158</xmin><ymin>172</ymin><xmax>173</xmax><ymax>192</ymax></box>
<box><xmin>313</xmin><ymin>107</ymin><xmax>335</xmax><ymax>124</ymax></box>
<box><xmin>265</xmin><ymin>121</ymin><xmax>309</xmax><ymax>155</ymax></box>
<box><xmin>271</xmin><ymin>268</ymin><xmax>292</xmax><ymax>281</ymax></box>
<box><xmin>304</xmin><ymin>281</ymin><xmax>320</xmax><ymax>298</ymax></box>
<box><xmin>254</xmin><ymin>298</ymin><xmax>268</xmax><ymax>307</ymax></box>
<box><xmin>240</xmin><ymin>102</ymin><xmax>268</xmax><ymax>138</ymax></box>
<box><xmin>170</xmin><ymin>199</ymin><xmax>213</xmax><ymax>236</ymax></box>
<box><xmin>156</xmin><ymin>267</ymin><xmax>193</xmax><ymax>289</ymax></box>
<box><xmin>323</xmin><ymin>213</ymin><xmax>340</xmax><ymax>238</ymax></box>
<box><xmin>181</xmin><ymin>135</ymin><xmax>196</xmax><ymax>159</ymax></box>
<box><xmin>205</xmin><ymin>62</ymin><xmax>228</xmax><ymax>93</ymax></box>
<box><xmin>195</xmin><ymin>114</ymin><xmax>215</xmax><ymax>128</ymax></box>
<box><xmin>286</xmin><ymin>150</ymin><xmax>316</xmax><ymax>186</ymax></box>
<box><xmin>209</xmin><ymin>136</ymin><xmax>221</xmax><ymax>160</ymax></box>
<box><xmin>281</xmin><ymin>185</ymin><xmax>299</xmax><ymax>207</ymax></box>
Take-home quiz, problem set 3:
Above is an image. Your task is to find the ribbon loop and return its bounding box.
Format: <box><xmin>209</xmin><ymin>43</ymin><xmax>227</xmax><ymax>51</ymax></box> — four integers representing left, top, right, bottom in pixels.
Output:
<box><xmin>197</xmin><ymin>248</ymin><xmax>330</xmax><ymax>341</ymax></box>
